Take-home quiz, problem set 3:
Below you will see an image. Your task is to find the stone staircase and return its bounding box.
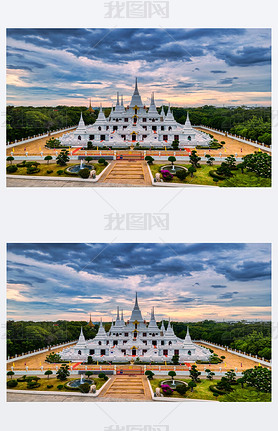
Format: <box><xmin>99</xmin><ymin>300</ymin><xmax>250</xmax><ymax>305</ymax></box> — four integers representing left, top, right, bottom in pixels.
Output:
<box><xmin>100</xmin><ymin>375</ymin><xmax>151</xmax><ymax>400</ymax></box>
<box><xmin>99</xmin><ymin>161</ymin><xmax>152</xmax><ymax>186</ymax></box>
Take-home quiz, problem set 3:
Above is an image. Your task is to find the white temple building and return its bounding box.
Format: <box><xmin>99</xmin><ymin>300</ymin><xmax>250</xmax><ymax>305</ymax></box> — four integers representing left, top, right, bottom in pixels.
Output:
<box><xmin>59</xmin><ymin>293</ymin><xmax>211</xmax><ymax>363</ymax></box>
<box><xmin>60</xmin><ymin>78</ymin><xmax>211</xmax><ymax>148</ymax></box>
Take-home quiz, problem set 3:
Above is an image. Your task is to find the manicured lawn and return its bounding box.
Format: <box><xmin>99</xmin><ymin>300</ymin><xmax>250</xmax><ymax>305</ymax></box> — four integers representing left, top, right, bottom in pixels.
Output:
<box><xmin>6</xmin><ymin>163</ymin><xmax>106</xmax><ymax>177</ymax></box>
<box><xmin>150</xmin><ymin>378</ymin><xmax>271</xmax><ymax>402</ymax></box>
<box><xmin>149</xmin><ymin>164</ymin><xmax>271</xmax><ymax>187</ymax></box>
<box><xmin>7</xmin><ymin>377</ymin><xmax>105</xmax><ymax>392</ymax></box>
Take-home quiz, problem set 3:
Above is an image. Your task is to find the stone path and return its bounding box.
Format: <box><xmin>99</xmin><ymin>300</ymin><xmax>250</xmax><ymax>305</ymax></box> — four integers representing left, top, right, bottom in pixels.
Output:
<box><xmin>98</xmin><ymin>160</ymin><xmax>152</xmax><ymax>186</ymax></box>
<box><xmin>7</xmin><ymin>392</ymin><xmax>152</xmax><ymax>402</ymax></box>
<box><xmin>99</xmin><ymin>375</ymin><xmax>152</xmax><ymax>400</ymax></box>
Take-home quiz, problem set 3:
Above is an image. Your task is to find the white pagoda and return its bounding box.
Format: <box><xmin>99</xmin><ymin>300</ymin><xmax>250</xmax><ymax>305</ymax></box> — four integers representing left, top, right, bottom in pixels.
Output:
<box><xmin>59</xmin><ymin>293</ymin><xmax>211</xmax><ymax>363</ymax></box>
<box><xmin>60</xmin><ymin>78</ymin><xmax>211</xmax><ymax>148</ymax></box>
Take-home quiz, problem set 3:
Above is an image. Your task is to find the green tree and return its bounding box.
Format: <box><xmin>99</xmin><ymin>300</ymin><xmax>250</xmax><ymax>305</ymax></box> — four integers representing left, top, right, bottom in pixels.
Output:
<box><xmin>7</xmin><ymin>156</ymin><xmax>15</xmax><ymax>165</ymax></box>
<box><xmin>168</xmin><ymin>156</ymin><xmax>176</xmax><ymax>166</ymax></box>
<box><xmin>171</xmin><ymin>354</ymin><xmax>179</xmax><ymax>365</ymax></box>
<box><xmin>7</xmin><ymin>371</ymin><xmax>15</xmax><ymax>379</ymax></box>
<box><xmin>189</xmin><ymin>365</ymin><xmax>201</xmax><ymax>383</ymax></box>
<box><xmin>145</xmin><ymin>156</ymin><xmax>154</xmax><ymax>165</ymax></box>
<box><xmin>44</xmin><ymin>155</ymin><xmax>53</xmax><ymax>164</ymax></box>
<box><xmin>85</xmin><ymin>156</ymin><xmax>93</xmax><ymax>164</ymax></box>
<box><xmin>242</xmin><ymin>366</ymin><xmax>271</xmax><ymax>393</ymax></box>
<box><xmin>56</xmin><ymin>149</ymin><xmax>70</xmax><ymax>166</ymax></box>
<box><xmin>188</xmin><ymin>166</ymin><xmax>196</xmax><ymax>178</ymax></box>
<box><xmin>56</xmin><ymin>364</ymin><xmax>70</xmax><ymax>381</ymax></box>
<box><xmin>205</xmin><ymin>154</ymin><xmax>215</xmax><ymax>166</ymax></box>
<box><xmin>171</xmin><ymin>140</ymin><xmax>179</xmax><ymax>150</ymax></box>
<box><xmin>189</xmin><ymin>150</ymin><xmax>201</xmax><ymax>168</ymax></box>
<box><xmin>85</xmin><ymin>371</ymin><xmax>94</xmax><ymax>379</ymax></box>
<box><xmin>145</xmin><ymin>370</ymin><xmax>154</xmax><ymax>380</ymax></box>
<box><xmin>44</xmin><ymin>370</ymin><xmax>53</xmax><ymax>380</ymax></box>
<box><xmin>168</xmin><ymin>371</ymin><xmax>176</xmax><ymax>381</ymax></box>
<box><xmin>188</xmin><ymin>381</ymin><xmax>197</xmax><ymax>392</ymax></box>
<box><xmin>205</xmin><ymin>369</ymin><xmax>215</xmax><ymax>380</ymax></box>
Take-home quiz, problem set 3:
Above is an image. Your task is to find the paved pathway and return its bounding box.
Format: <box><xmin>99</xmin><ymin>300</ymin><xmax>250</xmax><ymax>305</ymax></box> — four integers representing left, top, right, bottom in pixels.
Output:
<box><xmin>7</xmin><ymin>392</ymin><xmax>152</xmax><ymax>402</ymax></box>
<box><xmin>98</xmin><ymin>160</ymin><xmax>152</xmax><ymax>186</ymax></box>
<box><xmin>99</xmin><ymin>375</ymin><xmax>152</xmax><ymax>400</ymax></box>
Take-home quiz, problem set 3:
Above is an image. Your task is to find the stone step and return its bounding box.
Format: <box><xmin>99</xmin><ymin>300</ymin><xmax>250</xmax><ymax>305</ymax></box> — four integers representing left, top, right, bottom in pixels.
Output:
<box><xmin>107</xmin><ymin>389</ymin><xmax>144</xmax><ymax>394</ymax></box>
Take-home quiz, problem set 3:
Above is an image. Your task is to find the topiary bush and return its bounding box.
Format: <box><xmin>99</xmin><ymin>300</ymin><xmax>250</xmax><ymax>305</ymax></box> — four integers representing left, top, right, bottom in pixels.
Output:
<box><xmin>7</xmin><ymin>379</ymin><xmax>18</xmax><ymax>388</ymax></box>
<box><xmin>27</xmin><ymin>166</ymin><xmax>40</xmax><ymax>174</ymax></box>
<box><xmin>98</xmin><ymin>372</ymin><xmax>108</xmax><ymax>381</ymax></box>
<box><xmin>176</xmin><ymin>384</ymin><xmax>188</xmax><ymax>395</ymax></box>
<box><xmin>161</xmin><ymin>384</ymin><xmax>173</xmax><ymax>396</ymax></box>
<box><xmin>79</xmin><ymin>382</ymin><xmax>91</xmax><ymax>393</ymax></box>
<box><xmin>161</xmin><ymin>169</ymin><xmax>173</xmax><ymax>181</ymax></box>
<box><xmin>27</xmin><ymin>381</ymin><xmax>41</xmax><ymax>389</ymax></box>
<box><xmin>176</xmin><ymin>169</ymin><xmax>188</xmax><ymax>180</ymax></box>
<box><xmin>6</xmin><ymin>165</ymin><xmax>18</xmax><ymax>173</ymax></box>
<box><xmin>78</xmin><ymin>168</ymin><xmax>90</xmax><ymax>179</ymax></box>
<box><xmin>57</xmin><ymin>170</ymin><xmax>64</xmax><ymax>175</ymax></box>
<box><xmin>17</xmin><ymin>375</ymin><xmax>27</xmax><ymax>382</ymax></box>
<box><xmin>46</xmin><ymin>170</ymin><xmax>53</xmax><ymax>174</ymax></box>
<box><xmin>46</xmin><ymin>384</ymin><xmax>53</xmax><ymax>389</ymax></box>
<box><xmin>57</xmin><ymin>384</ymin><xmax>64</xmax><ymax>390</ymax></box>
<box><xmin>209</xmin><ymin>170</ymin><xmax>225</xmax><ymax>181</ymax></box>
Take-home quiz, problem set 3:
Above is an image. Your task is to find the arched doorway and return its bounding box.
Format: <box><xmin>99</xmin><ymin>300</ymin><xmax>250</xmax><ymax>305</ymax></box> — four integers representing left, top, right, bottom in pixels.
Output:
<box><xmin>132</xmin><ymin>133</ymin><xmax>136</xmax><ymax>141</ymax></box>
<box><xmin>132</xmin><ymin>348</ymin><xmax>136</xmax><ymax>356</ymax></box>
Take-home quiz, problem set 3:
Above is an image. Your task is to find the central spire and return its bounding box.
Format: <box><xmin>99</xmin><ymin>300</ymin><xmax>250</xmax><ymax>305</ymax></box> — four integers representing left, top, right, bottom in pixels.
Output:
<box><xmin>129</xmin><ymin>292</ymin><xmax>144</xmax><ymax>322</ymax></box>
<box><xmin>129</xmin><ymin>77</ymin><xmax>143</xmax><ymax>108</ymax></box>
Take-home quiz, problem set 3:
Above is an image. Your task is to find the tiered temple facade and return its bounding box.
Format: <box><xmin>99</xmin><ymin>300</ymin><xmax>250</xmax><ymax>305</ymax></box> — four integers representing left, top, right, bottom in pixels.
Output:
<box><xmin>60</xmin><ymin>78</ymin><xmax>211</xmax><ymax>148</ymax></box>
<box><xmin>59</xmin><ymin>294</ymin><xmax>211</xmax><ymax>363</ymax></box>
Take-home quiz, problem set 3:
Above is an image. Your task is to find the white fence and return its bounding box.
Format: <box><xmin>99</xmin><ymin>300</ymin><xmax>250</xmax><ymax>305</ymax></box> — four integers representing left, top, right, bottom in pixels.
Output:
<box><xmin>196</xmin><ymin>126</ymin><xmax>272</xmax><ymax>153</ymax></box>
<box><xmin>195</xmin><ymin>340</ymin><xmax>271</xmax><ymax>367</ymax></box>
<box><xmin>6</xmin><ymin>126</ymin><xmax>77</xmax><ymax>149</ymax></box>
<box><xmin>7</xmin><ymin>340</ymin><xmax>77</xmax><ymax>363</ymax></box>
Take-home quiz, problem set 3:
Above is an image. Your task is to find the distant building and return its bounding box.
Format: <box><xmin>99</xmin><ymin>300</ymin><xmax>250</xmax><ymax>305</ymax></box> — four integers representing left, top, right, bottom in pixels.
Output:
<box><xmin>60</xmin><ymin>78</ymin><xmax>211</xmax><ymax>148</ymax></box>
<box><xmin>87</xmin><ymin>314</ymin><xmax>95</xmax><ymax>328</ymax></box>
<box><xmin>59</xmin><ymin>293</ymin><xmax>211</xmax><ymax>363</ymax></box>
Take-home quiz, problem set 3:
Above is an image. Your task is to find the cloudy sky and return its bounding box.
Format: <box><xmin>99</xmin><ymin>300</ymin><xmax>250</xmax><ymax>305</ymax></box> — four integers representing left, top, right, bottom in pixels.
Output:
<box><xmin>6</xmin><ymin>28</ymin><xmax>271</xmax><ymax>107</ymax></box>
<box><xmin>7</xmin><ymin>243</ymin><xmax>271</xmax><ymax>322</ymax></box>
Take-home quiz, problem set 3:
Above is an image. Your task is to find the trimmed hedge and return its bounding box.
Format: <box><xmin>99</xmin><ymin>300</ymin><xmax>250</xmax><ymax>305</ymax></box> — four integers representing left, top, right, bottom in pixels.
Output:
<box><xmin>7</xmin><ymin>379</ymin><xmax>18</xmax><ymax>388</ymax></box>
<box><xmin>209</xmin><ymin>170</ymin><xmax>226</xmax><ymax>181</ymax></box>
<box><xmin>209</xmin><ymin>385</ymin><xmax>226</xmax><ymax>395</ymax></box>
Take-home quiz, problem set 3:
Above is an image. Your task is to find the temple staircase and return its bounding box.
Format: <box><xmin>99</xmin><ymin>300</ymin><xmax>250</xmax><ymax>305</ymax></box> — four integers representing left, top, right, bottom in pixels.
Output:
<box><xmin>99</xmin><ymin>375</ymin><xmax>151</xmax><ymax>400</ymax></box>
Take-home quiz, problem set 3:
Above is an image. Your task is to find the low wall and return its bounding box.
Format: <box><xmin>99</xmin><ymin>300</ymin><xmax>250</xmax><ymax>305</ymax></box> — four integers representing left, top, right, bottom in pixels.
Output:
<box><xmin>7</xmin><ymin>340</ymin><xmax>77</xmax><ymax>363</ymax></box>
<box><xmin>6</xmin><ymin>126</ymin><xmax>77</xmax><ymax>149</ymax></box>
<box><xmin>195</xmin><ymin>340</ymin><xmax>271</xmax><ymax>367</ymax></box>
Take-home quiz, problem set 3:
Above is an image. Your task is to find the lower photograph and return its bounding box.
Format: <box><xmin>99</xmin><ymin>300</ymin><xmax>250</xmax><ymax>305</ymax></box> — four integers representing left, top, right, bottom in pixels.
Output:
<box><xmin>6</xmin><ymin>243</ymin><xmax>271</xmax><ymax>402</ymax></box>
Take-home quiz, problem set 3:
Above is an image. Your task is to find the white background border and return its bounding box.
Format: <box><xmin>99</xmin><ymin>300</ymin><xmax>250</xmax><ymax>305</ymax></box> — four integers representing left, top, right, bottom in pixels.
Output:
<box><xmin>0</xmin><ymin>0</ymin><xmax>277</xmax><ymax>430</ymax></box>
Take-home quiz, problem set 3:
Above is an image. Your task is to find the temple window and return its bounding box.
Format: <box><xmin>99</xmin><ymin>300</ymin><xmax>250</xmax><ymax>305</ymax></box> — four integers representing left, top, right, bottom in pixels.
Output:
<box><xmin>161</xmin><ymin>341</ymin><xmax>164</xmax><ymax>346</ymax></box>
<box><xmin>89</xmin><ymin>349</ymin><xmax>94</xmax><ymax>355</ymax></box>
<box><xmin>163</xmin><ymin>135</ymin><xmax>168</xmax><ymax>141</ymax></box>
<box><xmin>169</xmin><ymin>126</ymin><xmax>172</xmax><ymax>131</ymax></box>
<box><xmin>174</xmin><ymin>135</ymin><xmax>179</xmax><ymax>141</ymax></box>
<box><xmin>113</xmin><ymin>126</ymin><xmax>118</xmax><ymax>131</ymax></box>
<box><xmin>78</xmin><ymin>135</ymin><xmax>81</xmax><ymax>140</ymax></box>
<box><xmin>135</xmin><ymin>323</ymin><xmax>137</xmax><ymax>329</ymax></box>
<box><xmin>188</xmin><ymin>350</ymin><xmax>191</xmax><ymax>355</ymax></box>
<box><xmin>101</xmin><ymin>349</ymin><xmax>106</xmax><ymax>355</ymax></box>
<box><xmin>124</xmin><ymin>118</ymin><xmax>128</xmax><ymax>122</ymax></box>
<box><xmin>163</xmin><ymin>349</ymin><xmax>168</xmax><ymax>356</ymax></box>
<box><xmin>106</xmin><ymin>340</ymin><xmax>109</xmax><ymax>345</ymax></box>
<box><xmin>152</xmin><ymin>126</ymin><xmax>157</xmax><ymax>131</ymax></box>
<box><xmin>89</xmin><ymin>135</ymin><xmax>94</xmax><ymax>140</ymax></box>
<box><xmin>98</xmin><ymin>341</ymin><xmax>101</xmax><ymax>345</ymax></box>
<box><xmin>169</xmin><ymin>341</ymin><xmax>172</xmax><ymax>346</ymax></box>
<box><xmin>152</xmin><ymin>340</ymin><xmax>157</xmax><ymax>345</ymax></box>
<box><xmin>100</xmin><ymin>135</ymin><xmax>105</xmax><ymax>140</ymax></box>
<box><xmin>98</xmin><ymin>126</ymin><xmax>101</xmax><ymax>131</ymax></box>
<box><xmin>143</xmin><ymin>118</ymin><xmax>146</xmax><ymax>122</ymax></box>
<box><xmin>113</xmin><ymin>340</ymin><xmax>118</xmax><ymax>345</ymax></box>
<box><xmin>116</xmin><ymin>118</ymin><xmax>119</xmax><ymax>122</ymax></box>
<box><xmin>188</xmin><ymin>136</ymin><xmax>191</xmax><ymax>141</ymax></box>
<box><xmin>174</xmin><ymin>350</ymin><xmax>179</xmax><ymax>356</ymax></box>
<box><xmin>125</xmin><ymin>333</ymin><xmax>128</xmax><ymax>337</ymax></box>
<box><xmin>106</xmin><ymin>126</ymin><xmax>109</xmax><ymax>130</ymax></box>
<box><xmin>161</xmin><ymin>126</ymin><xmax>164</xmax><ymax>131</ymax></box>
<box><xmin>143</xmin><ymin>333</ymin><xmax>147</xmax><ymax>337</ymax></box>
<box><xmin>135</xmin><ymin>109</ymin><xmax>137</xmax><ymax>114</ymax></box>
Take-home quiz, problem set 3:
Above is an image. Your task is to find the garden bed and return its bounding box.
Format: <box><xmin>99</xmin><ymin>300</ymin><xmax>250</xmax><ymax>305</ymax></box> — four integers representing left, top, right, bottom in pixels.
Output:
<box><xmin>6</xmin><ymin>163</ymin><xmax>106</xmax><ymax>178</ymax></box>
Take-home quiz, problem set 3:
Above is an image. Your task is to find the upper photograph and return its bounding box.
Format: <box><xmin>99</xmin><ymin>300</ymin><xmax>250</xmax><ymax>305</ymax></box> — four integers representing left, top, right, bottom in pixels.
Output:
<box><xmin>6</xmin><ymin>28</ymin><xmax>271</xmax><ymax>188</ymax></box>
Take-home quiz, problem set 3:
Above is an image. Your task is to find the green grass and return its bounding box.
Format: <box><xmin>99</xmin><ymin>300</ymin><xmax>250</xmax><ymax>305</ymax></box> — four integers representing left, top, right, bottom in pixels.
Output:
<box><xmin>6</xmin><ymin>163</ymin><xmax>106</xmax><ymax>177</ymax></box>
<box><xmin>150</xmin><ymin>378</ymin><xmax>271</xmax><ymax>402</ymax></box>
<box><xmin>149</xmin><ymin>164</ymin><xmax>271</xmax><ymax>187</ymax></box>
<box><xmin>7</xmin><ymin>377</ymin><xmax>105</xmax><ymax>392</ymax></box>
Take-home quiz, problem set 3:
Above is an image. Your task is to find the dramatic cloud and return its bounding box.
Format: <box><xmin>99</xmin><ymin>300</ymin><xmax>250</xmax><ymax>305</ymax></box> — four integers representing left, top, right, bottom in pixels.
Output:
<box><xmin>7</xmin><ymin>243</ymin><xmax>271</xmax><ymax>322</ymax></box>
<box><xmin>6</xmin><ymin>28</ymin><xmax>271</xmax><ymax>107</ymax></box>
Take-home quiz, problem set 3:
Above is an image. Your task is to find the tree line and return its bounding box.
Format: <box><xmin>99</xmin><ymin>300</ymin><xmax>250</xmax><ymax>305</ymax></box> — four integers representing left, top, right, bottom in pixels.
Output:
<box><xmin>7</xmin><ymin>319</ymin><xmax>271</xmax><ymax>359</ymax></box>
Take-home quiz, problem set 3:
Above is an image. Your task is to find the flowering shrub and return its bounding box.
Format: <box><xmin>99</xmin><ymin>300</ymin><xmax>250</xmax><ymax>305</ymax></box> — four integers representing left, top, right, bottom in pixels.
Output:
<box><xmin>161</xmin><ymin>169</ymin><xmax>173</xmax><ymax>181</ymax></box>
<box><xmin>161</xmin><ymin>384</ymin><xmax>173</xmax><ymax>396</ymax></box>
